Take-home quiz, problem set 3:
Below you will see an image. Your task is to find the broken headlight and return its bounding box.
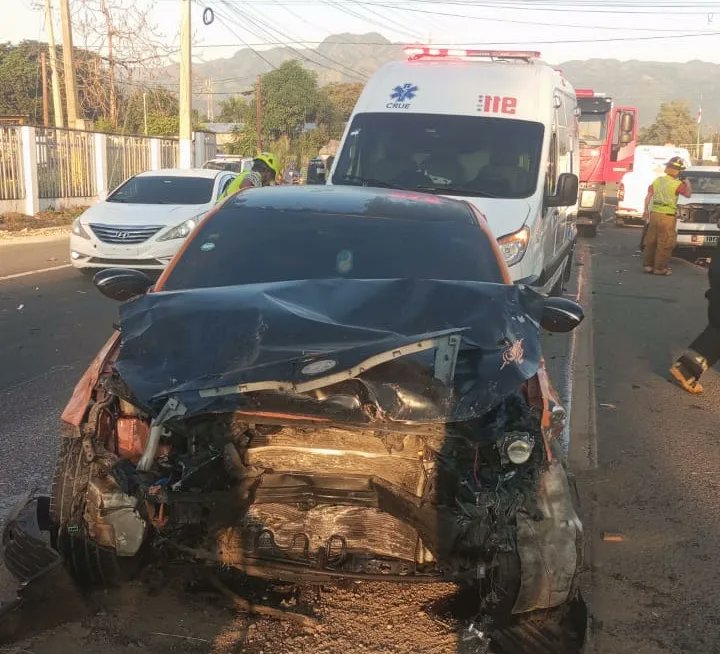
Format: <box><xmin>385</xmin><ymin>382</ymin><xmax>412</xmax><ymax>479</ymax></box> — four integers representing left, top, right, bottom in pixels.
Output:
<box><xmin>500</xmin><ymin>431</ymin><xmax>535</xmax><ymax>465</ymax></box>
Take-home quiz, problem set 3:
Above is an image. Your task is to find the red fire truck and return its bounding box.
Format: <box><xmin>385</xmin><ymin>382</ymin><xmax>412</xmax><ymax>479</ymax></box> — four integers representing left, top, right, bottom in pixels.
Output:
<box><xmin>576</xmin><ymin>90</ymin><xmax>638</xmax><ymax>236</ymax></box>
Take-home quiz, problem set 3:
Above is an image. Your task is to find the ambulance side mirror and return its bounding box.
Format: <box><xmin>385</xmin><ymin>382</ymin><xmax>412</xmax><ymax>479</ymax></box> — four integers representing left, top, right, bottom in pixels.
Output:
<box><xmin>546</xmin><ymin>173</ymin><xmax>579</xmax><ymax>207</ymax></box>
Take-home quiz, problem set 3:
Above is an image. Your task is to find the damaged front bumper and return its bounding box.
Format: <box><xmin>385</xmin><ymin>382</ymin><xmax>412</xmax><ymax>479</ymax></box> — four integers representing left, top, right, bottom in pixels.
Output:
<box><xmin>0</xmin><ymin>494</ymin><xmax>85</xmax><ymax>645</ymax></box>
<box><xmin>2</xmin><ymin>493</ymin><xmax>61</xmax><ymax>584</ymax></box>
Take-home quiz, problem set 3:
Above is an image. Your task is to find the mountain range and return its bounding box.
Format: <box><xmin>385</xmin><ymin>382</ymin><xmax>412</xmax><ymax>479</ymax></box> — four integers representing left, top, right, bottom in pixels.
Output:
<box><xmin>181</xmin><ymin>33</ymin><xmax>717</xmax><ymax>128</ymax></box>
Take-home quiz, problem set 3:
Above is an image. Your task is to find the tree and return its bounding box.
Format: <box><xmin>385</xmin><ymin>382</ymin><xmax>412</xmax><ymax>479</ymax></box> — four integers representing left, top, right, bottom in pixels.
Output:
<box><xmin>298</xmin><ymin>125</ymin><xmax>330</xmax><ymax>161</ymax></box>
<box><xmin>217</xmin><ymin>96</ymin><xmax>250</xmax><ymax>123</ymax></box>
<box><xmin>0</xmin><ymin>41</ymin><xmax>54</xmax><ymax>121</ymax></box>
<box><xmin>225</xmin><ymin>125</ymin><xmax>257</xmax><ymax>156</ymax></box>
<box><xmin>321</xmin><ymin>82</ymin><xmax>363</xmax><ymax>138</ymax></box>
<box><xmin>260</xmin><ymin>60</ymin><xmax>324</xmax><ymax>139</ymax></box>
<box><xmin>639</xmin><ymin>101</ymin><xmax>700</xmax><ymax>146</ymax></box>
<box><xmin>73</xmin><ymin>0</ymin><xmax>171</xmax><ymax>129</ymax></box>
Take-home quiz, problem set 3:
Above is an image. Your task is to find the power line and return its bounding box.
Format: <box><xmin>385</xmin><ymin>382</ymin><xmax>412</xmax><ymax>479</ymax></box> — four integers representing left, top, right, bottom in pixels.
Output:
<box><xmin>217</xmin><ymin>0</ymin><xmax>368</xmax><ymax>80</ymax></box>
<box><xmin>212</xmin><ymin>0</ymin><xmax>720</xmax><ymax>12</ymax></box>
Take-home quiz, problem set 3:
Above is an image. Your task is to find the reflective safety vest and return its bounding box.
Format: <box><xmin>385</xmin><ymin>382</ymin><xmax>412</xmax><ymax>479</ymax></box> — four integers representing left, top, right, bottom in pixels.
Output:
<box><xmin>650</xmin><ymin>175</ymin><xmax>683</xmax><ymax>215</ymax></box>
<box><xmin>218</xmin><ymin>171</ymin><xmax>262</xmax><ymax>202</ymax></box>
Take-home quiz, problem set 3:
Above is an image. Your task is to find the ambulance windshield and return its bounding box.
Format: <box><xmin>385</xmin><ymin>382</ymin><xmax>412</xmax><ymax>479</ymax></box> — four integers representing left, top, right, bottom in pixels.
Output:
<box><xmin>332</xmin><ymin>112</ymin><xmax>544</xmax><ymax>200</ymax></box>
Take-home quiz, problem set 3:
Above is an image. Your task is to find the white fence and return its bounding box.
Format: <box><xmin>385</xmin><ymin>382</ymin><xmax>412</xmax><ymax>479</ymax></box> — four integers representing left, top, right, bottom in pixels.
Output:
<box><xmin>0</xmin><ymin>126</ymin><xmax>217</xmax><ymax>215</ymax></box>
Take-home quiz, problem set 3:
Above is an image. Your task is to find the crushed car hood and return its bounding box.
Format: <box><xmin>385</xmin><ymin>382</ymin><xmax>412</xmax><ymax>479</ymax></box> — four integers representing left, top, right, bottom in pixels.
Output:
<box><xmin>115</xmin><ymin>278</ymin><xmax>545</xmax><ymax>424</ymax></box>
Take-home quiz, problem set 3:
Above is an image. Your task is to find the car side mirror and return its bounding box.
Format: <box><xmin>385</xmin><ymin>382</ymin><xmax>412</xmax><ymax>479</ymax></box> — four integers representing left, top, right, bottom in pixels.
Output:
<box><xmin>541</xmin><ymin>296</ymin><xmax>584</xmax><ymax>333</ymax></box>
<box><xmin>620</xmin><ymin>112</ymin><xmax>634</xmax><ymax>133</ymax></box>
<box><xmin>546</xmin><ymin>173</ymin><xmax>579</xmax><ymax>207</ymax></box>
<box><xmin>93</xmin><ymin>268</ymin><xmax>154</xmax><ymax>302</ymax></box>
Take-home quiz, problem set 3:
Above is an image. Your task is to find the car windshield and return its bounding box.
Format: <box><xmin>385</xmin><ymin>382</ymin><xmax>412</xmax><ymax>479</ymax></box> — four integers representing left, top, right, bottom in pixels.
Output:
<box><xmin>162</xmin><ymin>205</ymin><xmax>504</xmax><ymax>291</ymax></box>
<box><xmin>578</xmin><ymin>114</ymin><xmax>607</xmax><ymax>145</ymax></box>
<box><xmin>332</xmin><ymin>113</ymin><xmax>544</xmax><ymax>200</ymax></box>
<box><xmin>203</xmin><ymin>160</ymin><xmax>245</xmax><ymax>172</ymax></box>
<box><xmin>682</xmin><ymin>171</ymin><xmax>720</xmax><ymax>194</ymax></box>
<box><xmin>107</xmin><ymin>176</ymin><xmax>215</xmax><ymax>204</ymax></box>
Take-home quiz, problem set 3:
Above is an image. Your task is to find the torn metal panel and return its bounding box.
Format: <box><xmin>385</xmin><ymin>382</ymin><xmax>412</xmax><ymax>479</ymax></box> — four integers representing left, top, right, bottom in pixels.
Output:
<box><xmin>115</xmin><ymin>278</ymin><xmax>545</xmax><ymax>422</ymax></box>
<box><xmin>512</xmin><ymin>453</ymin><xmax>583</xmax><ymax>614</ymax></box>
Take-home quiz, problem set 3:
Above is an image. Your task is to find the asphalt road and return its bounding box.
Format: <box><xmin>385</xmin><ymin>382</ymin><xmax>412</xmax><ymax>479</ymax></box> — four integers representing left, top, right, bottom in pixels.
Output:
<box><xmin>0</xmin><ymin>236</ymin><xmax>116</xmax><ymax>518</ymax></box>
<box><xmin>1</xmin><ymin>226</ymin><xmax>719</xmax><ymax>653</ymax></box>
<box><xmin>573</xmin><ymin>224</ymin><xmax>720</xmax><ymax>654</ymax></box>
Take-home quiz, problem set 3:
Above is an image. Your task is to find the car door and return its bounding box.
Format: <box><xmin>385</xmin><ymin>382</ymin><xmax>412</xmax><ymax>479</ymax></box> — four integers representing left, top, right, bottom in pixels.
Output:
<box><xmin>543</xmin><ymin>130</ymin><xmax>560</xmax><ymax>271</ymax></box>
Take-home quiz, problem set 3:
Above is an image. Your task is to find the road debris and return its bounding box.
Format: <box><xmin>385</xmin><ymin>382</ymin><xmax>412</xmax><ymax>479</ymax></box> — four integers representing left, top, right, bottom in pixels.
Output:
<box><xmin>599</xmin><ymin>403</ymin><xmax>617</xmax><ymax>409</ymax></box>
<box><xmin>602</xmin><ymin>532</ymin><xmax>626</xmax><ymax>543</ymax></box>
<box><xmin>151</xmin><ymin>632</ymin><xmax>211</xmax><ymax>643</ymax></box>
<box><xmin>208</xmin><ymin>576</ymin><xmax>319</xmax><ymax>629</ymax></box>
<box><xmin>15</xmin><ymin>305</ymin><xmax>23</xmax><ymax>311</ymax></box>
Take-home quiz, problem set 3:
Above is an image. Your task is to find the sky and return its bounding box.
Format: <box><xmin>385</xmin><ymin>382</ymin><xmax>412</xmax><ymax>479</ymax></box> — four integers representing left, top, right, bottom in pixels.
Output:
<box><xmin>5</xmin><ymin>0</ymin><xmax>720</xmax><ymax>67</ymax></box>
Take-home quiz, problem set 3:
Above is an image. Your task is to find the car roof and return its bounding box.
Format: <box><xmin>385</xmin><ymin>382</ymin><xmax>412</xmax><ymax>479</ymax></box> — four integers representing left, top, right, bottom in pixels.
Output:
<box><xmin>135</xmin><ymin>168</ymin><xmax>224</xmax><ymax>179</ymax></box>
<box><xmin>685</xmin><ymin>166</ymin><xmax>720</xmax><ymax>173</ymax></box>
<box><xmin>225</xmin><ymin>185</ymin><xmax>478</xmax><ymax>223</ymax></box>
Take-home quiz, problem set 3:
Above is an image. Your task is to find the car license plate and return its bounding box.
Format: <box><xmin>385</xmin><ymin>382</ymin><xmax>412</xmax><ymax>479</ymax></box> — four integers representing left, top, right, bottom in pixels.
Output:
<box><xmin>97</xmin><ymin>244</ymin><xmax>140</xmax><ymax>256</ymax></box>
<box><xmin>705</xmin><ymin>235</ymin><xmax>719</xmax><ymax>244</ymax></box>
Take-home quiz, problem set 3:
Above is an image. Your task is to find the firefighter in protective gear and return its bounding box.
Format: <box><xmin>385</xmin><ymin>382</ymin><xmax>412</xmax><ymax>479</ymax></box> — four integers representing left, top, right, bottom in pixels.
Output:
<box><xmin>670</xmin><ymin>249</ymin><xmax>720</xmax><ymax>393</ymax></box>
<box><xmin>219</xmin><ymin>152</ymin><xmax>280</xmax><ymax>200</ymax></box>
<box><xmin>641</xmin><ymin>156</ymin><xmax>692</xmax><ymax>276</ymax></box>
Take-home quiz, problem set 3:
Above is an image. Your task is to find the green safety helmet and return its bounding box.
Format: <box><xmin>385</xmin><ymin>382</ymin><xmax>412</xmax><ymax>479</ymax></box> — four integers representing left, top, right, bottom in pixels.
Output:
<box><xmin>253</xmin><ymin>152</ymin><xmax>280</xmax><ymax>176</ymax></box>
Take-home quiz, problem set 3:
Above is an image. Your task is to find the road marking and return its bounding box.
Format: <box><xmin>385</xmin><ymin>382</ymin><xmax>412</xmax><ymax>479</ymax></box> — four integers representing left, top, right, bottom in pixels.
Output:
<box><xmin>566</xmin><ymin>240</ymin><xmax>598</xmax><ymax>471</ymax></box>
<box><xmin>0</xmin><ymin>264</ymin><xmax>72</xmax><ymax>282</ymax></box>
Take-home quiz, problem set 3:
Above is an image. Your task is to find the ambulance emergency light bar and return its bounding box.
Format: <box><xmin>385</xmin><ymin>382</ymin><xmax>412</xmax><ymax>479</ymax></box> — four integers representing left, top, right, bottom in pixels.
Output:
<box><xmin>404</xmin><ymin>46</ymin><xmax>541</xmax><ymax>62</ymax></box>
<box><xmin>575</xmin><ymin>89</ymin><xmax>608</xmax><ymax>98</ymax></box>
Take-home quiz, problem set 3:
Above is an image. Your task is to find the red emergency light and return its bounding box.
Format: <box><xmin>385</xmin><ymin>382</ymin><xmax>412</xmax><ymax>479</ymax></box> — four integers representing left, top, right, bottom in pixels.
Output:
<box><xmin>575</xmin><ymin>89</ymin><xmax>595</xmax><ymax>97</ymax></box>
<box><xmin>404</xmin><ymin>46</ymin><xmax>541</xmax><ymax>61</ymax></box>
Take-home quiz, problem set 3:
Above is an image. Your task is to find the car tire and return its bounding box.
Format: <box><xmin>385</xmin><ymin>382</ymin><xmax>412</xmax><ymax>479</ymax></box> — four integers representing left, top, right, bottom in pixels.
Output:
<box><xmin>50</xmin><ymin>437</ymin><xmax>136</xmax><ymax>586</ymax></box>
<box><xmin>614</xmin><ymin>216</ymin><xmax>625</xmax><ymax>227</ymax></box>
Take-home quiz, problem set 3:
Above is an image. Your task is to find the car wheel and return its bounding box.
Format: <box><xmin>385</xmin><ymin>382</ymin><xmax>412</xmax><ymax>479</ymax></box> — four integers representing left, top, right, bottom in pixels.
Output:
<box><xmin>50</xmin><ymin>437</ymin><xmax>136</xmax><ymax>586</ymax></box>
<box><xmin>614</xmin><ymin>216</ymin><xmax>625</xmax><ymax>227</ymax></box>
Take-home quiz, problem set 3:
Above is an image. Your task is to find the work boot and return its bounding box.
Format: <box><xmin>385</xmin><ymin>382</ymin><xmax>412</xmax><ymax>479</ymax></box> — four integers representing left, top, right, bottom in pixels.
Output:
<box><xmin>669</xmin><ymin>351</ymin><xmax>708</xmax><ymax>394</ymax></box>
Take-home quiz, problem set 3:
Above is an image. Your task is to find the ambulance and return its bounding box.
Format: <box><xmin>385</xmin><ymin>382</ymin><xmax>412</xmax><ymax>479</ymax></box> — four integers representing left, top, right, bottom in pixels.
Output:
<box><xmin>329</xmin><ymin>47</ymin><xmax>580</xmax><ymax>295</ymax></box>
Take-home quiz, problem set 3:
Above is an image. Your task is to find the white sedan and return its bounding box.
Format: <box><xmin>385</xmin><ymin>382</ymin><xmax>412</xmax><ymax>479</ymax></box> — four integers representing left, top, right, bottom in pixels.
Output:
<box><xmin>70</xmin><ymin>168</ymin><xmax>237</xmax><ymax>273</ymax></box>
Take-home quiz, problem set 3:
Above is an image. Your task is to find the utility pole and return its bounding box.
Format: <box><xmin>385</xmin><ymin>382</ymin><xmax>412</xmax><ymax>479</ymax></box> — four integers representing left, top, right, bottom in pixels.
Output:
<box><xmin>179</xmin><ymin>0</ymin><xmax>193</xmax><ymax>168</ymax></box>
<box><xmin>255</xmin><ymin>74</ymin><xmax>262</xmax><ymax>152</ymax></box>
<box><xmin>41</xmin><ymin>52</ymin><xmax>50</xmax><ymax>127</ymax></box>
<box><xmin>696</xmin><ymin>93</ymin><xmax>703</xmax><ymax>163</ymax></box>
<box><xmin>100</xmin><ymin>0</ymin><xmax>117</xmax><ymax>128</ymax></box>
<box><xmin>206</xmin><ymin>79</ymin><xmax>214</xmax><ymax>122</ymax></box>
<box><xmin>44</xmin><ymin>0</ymin><xmax>64</xmax><ymax>128</ymax></box>
<box><xmin>59</xmin><ymin>0</ymin><xmax>81</xmax><ymax>129</ymax></box>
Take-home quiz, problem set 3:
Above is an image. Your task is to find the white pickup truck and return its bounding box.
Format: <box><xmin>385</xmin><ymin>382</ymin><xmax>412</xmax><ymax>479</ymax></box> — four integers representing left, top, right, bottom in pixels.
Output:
<box><xmin>615</xmin><ymin>145</ymin><xmax>691</xmax><ymax>226</ymax></box>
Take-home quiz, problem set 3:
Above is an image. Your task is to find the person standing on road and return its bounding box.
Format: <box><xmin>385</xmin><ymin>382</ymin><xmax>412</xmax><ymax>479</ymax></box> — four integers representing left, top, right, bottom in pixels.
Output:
<box><xmin>641</xmin><ymin>156</ymin><xmax>692</xmax><ymax>276</ymax></box>
<box><xmin>670</xmin><ymin>251</ymin><xmax>720</xmax><ymax>394</ymax></box>
<box><xmin>218</xmin><ymin>152</ymin><xmax>280</xmax><ymax>201</ymax></box>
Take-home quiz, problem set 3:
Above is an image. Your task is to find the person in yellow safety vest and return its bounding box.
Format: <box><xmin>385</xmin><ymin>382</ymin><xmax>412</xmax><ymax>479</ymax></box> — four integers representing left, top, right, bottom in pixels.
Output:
<box><xmin>641</xmin><ymin>156</ymin><xmax>692</xmax><ymax>276</ymax></box>
<box><xmin>218</xmin><ymin>152</ymin><xmax>281</xmax><ymax>201</ymax></box>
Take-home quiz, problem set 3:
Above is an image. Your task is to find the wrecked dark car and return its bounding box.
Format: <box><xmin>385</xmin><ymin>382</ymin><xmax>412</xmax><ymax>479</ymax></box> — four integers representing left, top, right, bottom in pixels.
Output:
<box><xmin>4</xmin><ymin>186</ymin><xmax>584</xmax><ymax>621</ymax></box>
